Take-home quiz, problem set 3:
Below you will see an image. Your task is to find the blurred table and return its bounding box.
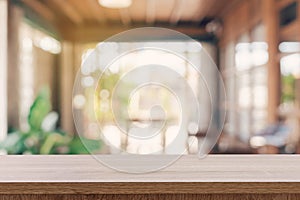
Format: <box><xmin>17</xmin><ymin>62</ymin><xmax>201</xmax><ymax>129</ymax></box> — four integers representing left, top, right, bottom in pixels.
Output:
<box><xmin>0</xmin><ymin>155</ymin><xmax>300</xmax><ymax>199</ymax></box>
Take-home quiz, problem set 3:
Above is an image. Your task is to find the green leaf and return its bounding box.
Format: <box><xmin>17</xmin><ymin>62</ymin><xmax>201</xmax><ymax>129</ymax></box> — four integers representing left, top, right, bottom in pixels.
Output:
<box><xmin>68</xmin><ymin>137</ymin><xmax>102</xmax><ymax>154</ymax></box>
<box><xmin>28</xmin><ymin>87</ymin><xmax>51</xmax><ymax>131</ymax></box>
<box><xmin>40</xmin><ymin>133</ymin><xmax>71</xmax><ymax>154</ymax></box>
<box><xmin>1</xmin><ymin>88</ymin><xmax>103</xmax><ymax>155</ymax></box>
<box><xmin>0</xmin><ymin>131</ymin><xmax>28</xmax><ymax>154</ymax></box>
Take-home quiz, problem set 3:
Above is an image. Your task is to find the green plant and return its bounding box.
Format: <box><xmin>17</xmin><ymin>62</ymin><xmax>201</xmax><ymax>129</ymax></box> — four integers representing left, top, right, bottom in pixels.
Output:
<box><xmin>0</xmin><ymin>88</ymin><xmax>102</xmax><ymax>154</ymax></box>
<box><xmin>281</xmin><ymin>74</ymin><xmax>296</xmax><ymax>103</ymax></box>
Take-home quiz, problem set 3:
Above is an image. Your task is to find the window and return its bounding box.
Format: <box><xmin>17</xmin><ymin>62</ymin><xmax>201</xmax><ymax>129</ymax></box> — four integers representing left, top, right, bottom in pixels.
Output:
<box><xmin>222</xmin><ymin>23</ymin><xmax>268</xmax><ymax>142</ymax></box>
<box><xmin>16</xmin><ymin>22</ymin><xmax>61</xmax><ymax>131</ymax></box>
<box><xmin>75</xmin><ymin>41</ymin><xmax>217</xmax><ymax>154</ymax></box>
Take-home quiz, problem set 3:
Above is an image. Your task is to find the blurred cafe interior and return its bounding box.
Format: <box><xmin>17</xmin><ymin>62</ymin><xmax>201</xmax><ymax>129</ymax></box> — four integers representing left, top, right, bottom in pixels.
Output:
<box><xmin>0</xmin><ymin>0</ymin><xmax>300</xmax><ymax>155</ymax></box>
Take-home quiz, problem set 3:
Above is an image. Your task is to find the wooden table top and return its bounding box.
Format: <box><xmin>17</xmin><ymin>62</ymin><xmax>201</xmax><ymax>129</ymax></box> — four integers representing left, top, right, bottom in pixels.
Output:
<box><xmin>0</xmin><ymin>155</ymin><xmax>300</xmax><ymax>194</ymax></box>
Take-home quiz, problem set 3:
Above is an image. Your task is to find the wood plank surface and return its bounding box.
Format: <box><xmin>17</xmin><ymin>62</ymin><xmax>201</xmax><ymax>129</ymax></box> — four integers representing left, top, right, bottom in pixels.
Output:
<box><xmin>0</xmin><ymin>155</ymin><xmax>300</xmax><ymax>195</ymax></box>
<box><xmin>1</xmin><ymin>194</ymin><xmax>300</xmax><ymax>200</ymax></box>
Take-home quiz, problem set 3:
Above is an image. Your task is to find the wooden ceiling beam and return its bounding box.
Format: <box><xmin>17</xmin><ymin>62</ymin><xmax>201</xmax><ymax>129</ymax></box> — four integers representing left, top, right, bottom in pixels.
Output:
<box><xmin>169</xmin><ymin>0</ymin><xmax>185</xmax><ymax>25</ymax></box>
<box><xmin>51</xmin><ymin>0</ymin><xmax>83</xmax><ymax>25</ymax></box>
<box><xmin>193</xmin><ymin>0</ymin><xmax>217</xmax><ymax>22</ymax></box>
<box><xmin>21</xmin><ymin>0</ymin><xmax>55</xmax><ymax>22</ymax></box>
<box><xmin>217</xmin><ymin>0</ymin><xmax>243</xmax><ymax>18</ymax></box>
<box><xmin>70</xmin><ymin>0</ymin><xmax>94</xmax><ymax>21</ymax></box>
<box><xmin>59</xmin><ymin>25</ymin><xmax>208</xmax><ymax>43</ymax></box>
<box><xmin>87</xmin><ymin>0</ymin><xmax>106</xmax><ymax>24</ymax></box>
<box><xmin>119</xmin><ymin>8</ymin><xmax>131</xmax><ymax>26</ymax></box>
<box><xmin>146</xmin><ymin>0</ymin><xmax>156</xmax><ymax>24</ymax></box>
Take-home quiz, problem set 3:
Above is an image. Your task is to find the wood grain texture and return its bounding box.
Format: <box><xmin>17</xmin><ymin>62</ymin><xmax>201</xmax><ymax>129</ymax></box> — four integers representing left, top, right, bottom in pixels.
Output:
<box><xmin>1</xmin><ymin>194</ymin><xmax>300</xmax><ymax>200</ymax></box>
<box><xmin>263</xmin><ymin>0</ymin><xmax>281</xmax><ymax>123</ymax></box>
<box><xmin>0</xmin><ymin>155</ymin><xmax>300</xmax><ymax>195</ymax></box>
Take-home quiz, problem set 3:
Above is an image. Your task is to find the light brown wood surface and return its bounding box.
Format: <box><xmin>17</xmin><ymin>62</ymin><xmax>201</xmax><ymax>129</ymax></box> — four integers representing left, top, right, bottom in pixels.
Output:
<box><xmin>263</xmin><ymin>0</ymin><xmax>281</xmax><ymax>124</ymax></box>
<box><xmin>0</xmin><ymin>155</ymin><xmax>300</xmax><ymax>197</ymax></box>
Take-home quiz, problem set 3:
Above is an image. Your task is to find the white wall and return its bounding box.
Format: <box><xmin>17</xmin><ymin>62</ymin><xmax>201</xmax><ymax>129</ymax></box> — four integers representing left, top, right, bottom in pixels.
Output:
<box><xmin>0</xmin><ymin>0</ymin><xmax>8</xmax><ymax>141</ymax></box>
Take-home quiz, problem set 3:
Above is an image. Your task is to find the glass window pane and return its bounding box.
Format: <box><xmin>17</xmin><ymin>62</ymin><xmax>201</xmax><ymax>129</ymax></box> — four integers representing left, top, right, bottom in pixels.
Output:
<box><xmin>238</xmin><ymin>109</ymin><xmax>251</xmax><ymax>141</ymax></box>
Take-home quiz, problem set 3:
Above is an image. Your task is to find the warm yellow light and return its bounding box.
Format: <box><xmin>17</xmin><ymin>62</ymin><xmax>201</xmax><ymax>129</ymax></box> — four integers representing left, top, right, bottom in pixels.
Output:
<box><xmin>98</xmin><ymin>0</ymin><xmax>132</xmax><ymax>8</ymax></box>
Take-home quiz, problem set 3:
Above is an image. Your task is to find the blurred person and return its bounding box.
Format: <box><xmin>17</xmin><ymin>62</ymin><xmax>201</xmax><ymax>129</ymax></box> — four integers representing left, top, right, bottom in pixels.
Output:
<box><xmin>251</xmin><ymin>116</ymin><xmax>292</xmax><ymax>154</ymax></box>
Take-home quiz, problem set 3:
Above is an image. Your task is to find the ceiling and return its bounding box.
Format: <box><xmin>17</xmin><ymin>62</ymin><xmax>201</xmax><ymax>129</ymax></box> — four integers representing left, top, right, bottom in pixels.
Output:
<box><xmin>19</xmin><ymin>0</ymin><xmax>242</xmax><ymax>42</ymax></box>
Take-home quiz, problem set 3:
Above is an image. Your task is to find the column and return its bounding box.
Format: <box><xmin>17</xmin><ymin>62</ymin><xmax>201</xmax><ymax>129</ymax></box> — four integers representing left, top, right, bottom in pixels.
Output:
<box><xmin>263</xmin><ymin>0</ymin><xmax>280</xmax><ymax>123</ymax></box>
<box><xmin>60</xmin><ymin>42</ymin><xmax>75</xmax><ymax>134</ymax></box>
